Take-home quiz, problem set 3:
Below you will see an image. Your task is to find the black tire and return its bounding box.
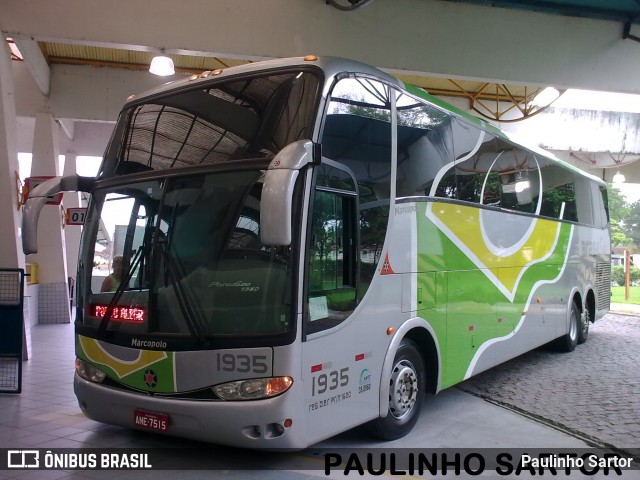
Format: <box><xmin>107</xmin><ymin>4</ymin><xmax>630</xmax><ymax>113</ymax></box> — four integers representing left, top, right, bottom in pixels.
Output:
<box><xmin>556</xmin><ymin>301</ymin><xmax>579</xmax><ymax>352</ymax></box>
<box><xmin>366</xmin><ymin>339</ymin><xmax>425</xmax><ymax>440</ymax></box>
<box><xmin>577</xmin><ymin>303</ymin><xmax>589</xmax><ymax>345</ymax></box>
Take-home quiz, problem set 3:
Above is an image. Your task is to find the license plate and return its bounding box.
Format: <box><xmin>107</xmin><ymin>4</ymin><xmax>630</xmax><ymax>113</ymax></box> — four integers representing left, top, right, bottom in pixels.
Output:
<box><xmin>133</xmin><ymin>408</ymin><xmax>169</xmax><ymax>432</ymax></box>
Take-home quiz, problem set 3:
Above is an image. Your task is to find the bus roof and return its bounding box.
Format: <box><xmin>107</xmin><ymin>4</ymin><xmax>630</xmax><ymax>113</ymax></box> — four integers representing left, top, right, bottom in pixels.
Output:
<box><xmin>124</xmin><ymin>55</ymin><xmax>605</xmax><ymax>187</ymax></box>
<box><xmin>124</xmin><ymin>55</ymin><xmax>402</xmax><ymax>104</ymax></box>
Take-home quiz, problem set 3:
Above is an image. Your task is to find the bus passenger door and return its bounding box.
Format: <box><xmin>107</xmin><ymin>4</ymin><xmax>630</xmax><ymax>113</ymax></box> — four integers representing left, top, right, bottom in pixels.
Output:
<box><xmin>301</xmin><ymin>161</ymin><xmax>377</xmax><ymax>444</ymax></box>
<box><xmin>302</xmin><ymin>75</ymin><xmax>394</xmax><ymax>443</ymax></box>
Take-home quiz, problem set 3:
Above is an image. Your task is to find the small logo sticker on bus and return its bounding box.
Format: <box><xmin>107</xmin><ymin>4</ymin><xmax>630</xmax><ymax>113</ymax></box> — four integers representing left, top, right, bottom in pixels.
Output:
<box><xmin>381</xmin><ymin>254</ymin><xmax>395</xmax><ymax>275</ymax></box>
<box><xmin>359</xmin><ymin>369</ymin><xmax>371</xmax><ymax>394</ymax></box>
<box><xmin>143</xmin><ymin>369</ymin><xmax>157</xmax><ymax>388</ymax></box>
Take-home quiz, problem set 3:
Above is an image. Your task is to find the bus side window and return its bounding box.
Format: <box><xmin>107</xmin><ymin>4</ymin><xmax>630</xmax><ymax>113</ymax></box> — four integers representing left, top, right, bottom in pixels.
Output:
<box><xmin>321</xmin><ymin>76</ymin><xmax>392</xmax><ymax>302</ymax></box>
<box><xmin>536</xmin><ymin>159</ymin><xmax>579</xmax><ymax>222</ymax></box>
<box><xmin>395</xmin><ymin>93</ymin><xmax>454</xmax><ymax>198</ymax></box>
<box><xmin>599</xmin><ymin>185</ymin><xmax>610</xmax><ymax>227</ymax></box>
<box><xmin>450</xmin><ymin>122</ymin><xmax>497</xmax><ymax>204</ymax></box>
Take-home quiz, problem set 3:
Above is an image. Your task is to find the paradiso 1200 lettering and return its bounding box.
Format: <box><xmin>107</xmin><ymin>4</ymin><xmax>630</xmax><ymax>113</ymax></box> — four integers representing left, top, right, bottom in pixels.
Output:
<box><xmin>22</xmin><ymin>56</ymin><xmax>610</xmax><ymax>449</ymax></box>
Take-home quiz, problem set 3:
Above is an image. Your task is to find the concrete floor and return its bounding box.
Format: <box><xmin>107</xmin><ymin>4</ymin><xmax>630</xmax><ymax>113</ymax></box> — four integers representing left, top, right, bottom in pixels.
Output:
<box><xmin>0</xmin><ymin>321</ymin><xmax>637</xmax><ymax>479</ymax></box>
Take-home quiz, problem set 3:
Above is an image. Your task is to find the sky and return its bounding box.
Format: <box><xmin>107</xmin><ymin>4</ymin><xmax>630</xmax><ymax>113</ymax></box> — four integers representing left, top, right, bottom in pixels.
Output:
<box><xmin>613</xmin><ymin>183</ymin><xmax>640</xmax><ymax>205</ymax></box>
<box><xmin>553</xmin><ymin>89</ymin><xmax>640</xmax><ymax>114</ymax></box>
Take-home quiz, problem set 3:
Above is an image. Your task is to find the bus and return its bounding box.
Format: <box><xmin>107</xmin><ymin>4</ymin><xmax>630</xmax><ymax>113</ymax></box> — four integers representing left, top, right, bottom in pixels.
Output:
<box><xmin>22</xmin><ymin>56</ymin><xmax>611</xmax><ymax>449</ymax></box>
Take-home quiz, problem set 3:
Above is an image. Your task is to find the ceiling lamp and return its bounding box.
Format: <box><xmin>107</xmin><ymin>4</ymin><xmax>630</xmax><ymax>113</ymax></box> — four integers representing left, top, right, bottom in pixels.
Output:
<box><xmin>149</xmin><ymin>53</ymin><xmax>175</xmax><ymax>76</ymax></box>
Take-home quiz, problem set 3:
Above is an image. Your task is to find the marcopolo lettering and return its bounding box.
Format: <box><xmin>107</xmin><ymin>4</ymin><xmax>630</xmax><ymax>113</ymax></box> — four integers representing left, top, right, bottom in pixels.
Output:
<box><xmin>131</xmin><ymin>339</ymin><xmax>167</xmax><ymax>349</ymax></box>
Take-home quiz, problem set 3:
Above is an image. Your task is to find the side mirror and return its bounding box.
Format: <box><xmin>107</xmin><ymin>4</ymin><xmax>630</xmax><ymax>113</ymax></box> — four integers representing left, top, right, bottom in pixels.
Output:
<box><xmin>22</xmin><ymin>175</ymin><xmax>95</xmax><ymax>255</ymax></box>
<box><xmin>260</xmin><ymin>140</ymin><xmax>315</xmax><ymax>246</ymax></box>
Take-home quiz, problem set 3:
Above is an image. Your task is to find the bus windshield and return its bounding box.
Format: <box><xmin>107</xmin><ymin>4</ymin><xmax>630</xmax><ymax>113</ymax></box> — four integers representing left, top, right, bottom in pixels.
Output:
<box><xmin>74</xmin><ymin>67</ymin><xmax>321</xmax><ymax>347</ymax></box>
<box><xmin>102</xmin><ymin>69</ymin><xmax>321</xmax><ymax>176</ymax></box>
<box><xmin>80</xmin><ymin>169</ymin><xmax>294</xmax><ymax>343</ymax></box>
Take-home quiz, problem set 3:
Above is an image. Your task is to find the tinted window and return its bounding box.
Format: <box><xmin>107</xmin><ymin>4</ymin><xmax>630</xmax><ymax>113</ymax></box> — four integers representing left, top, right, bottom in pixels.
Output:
<box><xmin>82</xmin><ymin>171</ymin><xmax>293</xmax><ymax>339</ymax></box>
<box><xmin>486</xmin><ymin>141</ymin><xmax>539</xmax><ymax>215</ymax></box>
<box><xmin>395</xmin><ymin>92</ymin><xmax>454</xmax><ymax>197</ymax></box>
<box><xmin>541</xmin><ymin>183</ymin><xmax>578</xmax><ymax>221</ymax></box>
<box><xmin>108</xmin><ymin>71</ymin><xmax>320</xmax><ymax>174</ymax></box>
<box><xmin>321</xmin><ymin>76</ymin><xmax>392</xmax><ymax>301</ymax></box>
<box><xmin>536</xmin><ymin>159</ymin><xmax>579</xmax><ymax>222</ymax></box>
<box><xmin>430</xmin><ymin>120</ymin><xmax>498</xmax><ymax>204</ymax></box>
<box><xmin>601</xmin><ymin>185</ymin><xmax>610</xmax><ymax>224</ymax></box>
<box><xmin>307</xmin><ymin>179</ymin><xmax>357</xmax><ymax>333</ymax></box>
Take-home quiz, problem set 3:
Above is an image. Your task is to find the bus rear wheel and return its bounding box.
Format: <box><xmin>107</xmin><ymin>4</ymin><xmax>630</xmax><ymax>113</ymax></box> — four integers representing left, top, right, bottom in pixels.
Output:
<box><xmin>578</xmin><ymin>305</ymin><xmax>589</xmax><ymax>344</ymax></box>
<box><xmin>367</xmin><ymin>339</ymin><xmax>425</xmax><ymax>440</ymax></box>
<box><xmin>556</xmin><ymin>301</ymin><xmax>579</xmax><ymax>352</ymax></box>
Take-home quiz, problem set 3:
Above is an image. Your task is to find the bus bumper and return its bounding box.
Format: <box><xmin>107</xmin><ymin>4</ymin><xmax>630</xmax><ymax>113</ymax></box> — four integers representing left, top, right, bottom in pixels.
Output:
<box><xmin>74</xmin><ymin>374</ymin><xmax>308</xmax><ymax>449</ymax></box>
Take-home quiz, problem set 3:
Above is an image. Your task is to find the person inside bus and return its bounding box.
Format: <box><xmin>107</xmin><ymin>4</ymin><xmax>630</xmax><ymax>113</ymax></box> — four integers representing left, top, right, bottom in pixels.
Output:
<box><xmin>101</xmin><ymin>256</ymin><xmax>123</xmax><ymax>292</ymax></box>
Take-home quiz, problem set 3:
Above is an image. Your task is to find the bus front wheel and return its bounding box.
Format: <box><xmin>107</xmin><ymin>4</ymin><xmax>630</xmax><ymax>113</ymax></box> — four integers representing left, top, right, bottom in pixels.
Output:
<box><xmin>367</xmin><ymin>338</ymin><xmax>425</xmax><ymax>440</ymax></box>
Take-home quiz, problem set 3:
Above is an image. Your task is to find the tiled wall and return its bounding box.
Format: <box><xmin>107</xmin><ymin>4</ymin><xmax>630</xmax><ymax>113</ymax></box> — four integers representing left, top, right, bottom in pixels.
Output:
<box><xmin>23</xmin><ymin>284</ymin><xmax>39</xmax><ymax>360</ymax></box>
<box><xmin>24</xmin><ymin>284</ymin><xmax>39</xmax><ymax>327</ymax></box>
<box><xmin>38</xmin><ymin>282</ymin><xmax>71</xmax><ymax>324</ymax></box>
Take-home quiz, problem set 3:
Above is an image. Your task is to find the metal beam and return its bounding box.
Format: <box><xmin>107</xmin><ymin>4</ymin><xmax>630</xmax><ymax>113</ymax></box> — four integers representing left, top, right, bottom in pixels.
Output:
<box><xmin>57</xmin><ymin>118</ymin><xmax>74</xmax><ymax>140</ymax></box>
<box><xmin>12</xmin><ymin>38</ymin><xmax>50</xmax><ymax>95</ymax></box>
<box><xmin>13</xmin><ymin>62</ymin><xmax>170</xmax><ymax>122</ymax></box>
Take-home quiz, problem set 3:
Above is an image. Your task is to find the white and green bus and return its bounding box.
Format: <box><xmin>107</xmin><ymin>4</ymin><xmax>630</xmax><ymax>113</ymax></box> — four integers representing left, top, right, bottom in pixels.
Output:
<box><xmin>23</xmin><ymin>56</ymin><xmax>610</xmax><ymax>449</ymax></box>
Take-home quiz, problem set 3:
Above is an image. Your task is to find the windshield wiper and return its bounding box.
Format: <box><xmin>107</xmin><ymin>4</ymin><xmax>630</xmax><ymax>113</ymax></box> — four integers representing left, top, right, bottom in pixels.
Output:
<box><xmin>157</xmin><ymin>237</ymin><xmax>209</xmax><ymax>347</ymax></box>
<box><xmin>97</xmin><ymin>245</ymin><xmax>145</xmax><ymax>338</ymax></box>
<box><xmin>95</xmin><ymin>233</ymin><xmax>208</xmax><ymax>347</ymax></box>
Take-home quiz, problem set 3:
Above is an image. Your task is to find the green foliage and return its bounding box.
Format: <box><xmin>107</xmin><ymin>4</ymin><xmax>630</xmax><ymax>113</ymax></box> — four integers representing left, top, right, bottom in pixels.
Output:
<box><xmin>624</xmin><ymin>200</ymin><xmax>640</xmax><ymax>248</ymax></box>
<box><xmin>611</xmin><ymin>223</ymin><xmax>632</xmax><ymax>246</ymax></box>
<box><xmin>611</xmin><ymin>265</ymin><xmax>640</xmax><ymax>286</ymax></box>
<box><xmin>608</xmin><ymin>184</ymin><xmax>630</xmax><ymax>222</ymax></box>
<box><xmin>608</xmin><ymin>184</ymin><xmax>635</xmax><ymax>248</ymax></box>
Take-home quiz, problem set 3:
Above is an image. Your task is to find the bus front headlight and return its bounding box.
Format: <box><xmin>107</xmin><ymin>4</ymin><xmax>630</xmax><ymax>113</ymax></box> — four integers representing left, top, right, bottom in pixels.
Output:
<box><xmin>213</xmin><ymin>376</ymin><xmax>293</xmax><ymax>400</ymax></box>
<box><xmin>75</xmin><ymin>358</ymin><xmax>106</xmax><ymax>383</ymax></box>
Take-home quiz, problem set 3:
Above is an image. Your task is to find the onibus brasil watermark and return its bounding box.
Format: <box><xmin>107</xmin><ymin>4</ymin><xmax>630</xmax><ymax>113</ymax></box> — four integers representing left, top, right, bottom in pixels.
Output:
<box><xmin>6</xmin><ymin>450</ymin><xmax>151</xmax><ymax>470</ymax></box>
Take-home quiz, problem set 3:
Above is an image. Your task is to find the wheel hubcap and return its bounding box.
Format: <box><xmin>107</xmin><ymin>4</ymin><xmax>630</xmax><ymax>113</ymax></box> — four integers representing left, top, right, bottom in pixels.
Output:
<box><xmin>570</xmin><ymin>310</ymin><xmax>578</xmax><ymax>341</ymax></box>
<box><xmin>389</xmin><ymin>360</ymin><xmax>418</xmax><ymax>419</ymax></box>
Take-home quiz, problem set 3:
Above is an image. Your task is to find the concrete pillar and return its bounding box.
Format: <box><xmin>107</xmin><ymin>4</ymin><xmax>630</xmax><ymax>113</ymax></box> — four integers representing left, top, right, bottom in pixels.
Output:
<box><xmin>0</xmin><ymin>39</ymin><xmax>25</xmax><ymax>270</ymax></box>
<box><xmin>0</xmin><ymin>36</ymin><xmax>34</xmax><ymax>358</ymax></box>
<box><xmin>63</xmin><ymin>151</ymin><xmax>81</xmax><ymax>305</ymax></box>
<box><xmin>28</xmin><ymin>113</ymin><xmax>70</xmax><ymax>324</ymax></box>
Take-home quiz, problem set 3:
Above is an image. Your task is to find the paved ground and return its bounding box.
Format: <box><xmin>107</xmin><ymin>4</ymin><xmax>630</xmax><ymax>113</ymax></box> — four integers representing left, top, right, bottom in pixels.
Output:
<box><xmin>1</xmin><ymin>321</ymin><xmax>603</xmax><ymax>480</ymax></box>
<box><xmin>460</xmin><ymin>311</ymin><xmax>640</xmax><ymax>455</ymax></box>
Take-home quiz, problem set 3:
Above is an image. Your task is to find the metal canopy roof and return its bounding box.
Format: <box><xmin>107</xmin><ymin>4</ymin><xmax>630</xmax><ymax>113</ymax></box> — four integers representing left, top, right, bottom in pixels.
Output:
<box><xmin>441</xmin><ymin>0</ymin><xmax>640</xmax><ymax>24</ymax></box>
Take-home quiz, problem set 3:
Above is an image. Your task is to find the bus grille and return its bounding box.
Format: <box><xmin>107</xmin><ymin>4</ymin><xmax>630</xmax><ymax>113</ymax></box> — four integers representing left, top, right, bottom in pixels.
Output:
<box><xmin>595</xmin><ymin>262</ymin><xmax>611</xmax><ymax>311</ymax></box>
<box><xmin>101</xmin><ymin>376</ymin><xmax>219</xmax><ymax>400</ymax></box>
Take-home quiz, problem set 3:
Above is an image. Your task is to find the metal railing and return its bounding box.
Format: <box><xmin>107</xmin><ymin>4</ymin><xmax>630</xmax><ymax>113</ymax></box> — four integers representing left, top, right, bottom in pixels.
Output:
<box><xmin>0</xmin><ymin>268</ymin><xmax>24</xmax><ymax>393</ymax></box>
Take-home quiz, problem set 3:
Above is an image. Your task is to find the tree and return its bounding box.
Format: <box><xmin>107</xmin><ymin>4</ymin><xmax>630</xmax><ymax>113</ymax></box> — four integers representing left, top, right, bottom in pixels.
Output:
<box><xmin>608</xmin><ymin>185</ymin><xmax>632</xmax><ymax>247</ymax></box>
<box><xmin>624</xmin><ymin>200</ymin><xmax>640</xmax><ymax>249</ymax></box>
<box><xmin>608</xmin><ymin>184</ymin><xmax>629</xmax><ymax>221</ymax></box>
<box><xmin>611</xmin><ymin>264</ymin><xmax>640</xmax><ymax>286</ymax></box>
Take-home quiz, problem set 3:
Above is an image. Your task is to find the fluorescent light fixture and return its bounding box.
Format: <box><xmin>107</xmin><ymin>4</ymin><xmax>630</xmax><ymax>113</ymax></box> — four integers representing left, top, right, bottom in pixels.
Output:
<box><xmin>613</xmin><ymin>171</ymin><xmax>626</xmax><ymax>183</ymax></box>
<box><xmin>149</xmin><ymin>55</ymin><xmax>175</xmax><ymax>76</ymax></box>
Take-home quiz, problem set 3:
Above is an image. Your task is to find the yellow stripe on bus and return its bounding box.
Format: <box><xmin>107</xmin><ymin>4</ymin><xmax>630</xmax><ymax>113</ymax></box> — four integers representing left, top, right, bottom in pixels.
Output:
<box><xmin>78</xmin><ymin>335</ymin><xmax>167</xmax><ymax>379</ymax></box>
<box><xmin>431</xmin><ymin>203</ymin><xmax>560</xmax><ymax>293</ymax></box>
